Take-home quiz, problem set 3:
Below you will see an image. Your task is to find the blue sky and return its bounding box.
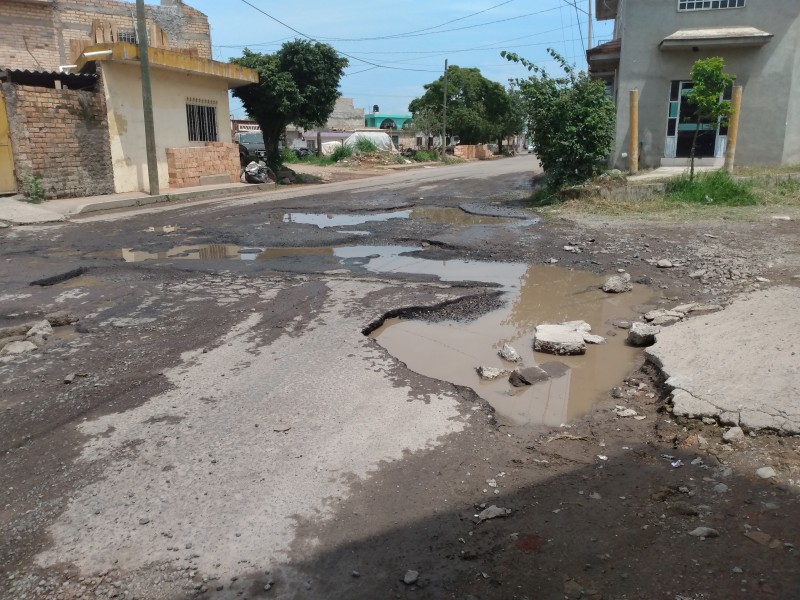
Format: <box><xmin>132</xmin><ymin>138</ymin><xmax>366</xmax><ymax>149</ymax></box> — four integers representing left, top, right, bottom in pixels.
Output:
<box><xmin>176</xmin><ymin>0</ymin><xmax>613</xmax><ymax>119</ymax></box>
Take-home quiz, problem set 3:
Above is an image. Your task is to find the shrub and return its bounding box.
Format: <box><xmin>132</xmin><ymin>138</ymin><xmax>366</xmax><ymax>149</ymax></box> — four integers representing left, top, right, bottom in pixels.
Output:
<box><xmin>282</xmin><ymin>147</ymin><xmax>299</xmax><ymax>163</ymax></box>
<box><xmin>665</xmin><ymin>170</ymin><xmax>757</xmax><ymax>206</ymax></box>
<box><xmin>330</xmin><ymin>144</ymin><xmax>353</xmax><ymax>162</ymax></box>
<box><xmin>353</xmin><ymin>138</ymin><xmax>379</xmax><ymax>153</ymax></box>
<box><xmin>414</xmin><ymin>150</ymin><xmax>439</xmax><ymax>162</ymax></box>
<box><xmin>22</xmin><ymin>174</ymin><xmax>44</xmax><ymax>203</ymax></box>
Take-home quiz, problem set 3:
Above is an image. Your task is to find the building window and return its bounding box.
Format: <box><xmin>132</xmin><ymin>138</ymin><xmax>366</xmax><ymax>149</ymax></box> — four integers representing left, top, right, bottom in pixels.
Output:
<box><xmin>678</xmin><ymin>0</ymin><xmax>745</xmax><ymax>10</ymax></box>
<box><xmin>186</xmin><ymin>99</ymin><xmax>218</xmax><ymax>142</ymax></box>
<box><xmin>117</xmin><ymin>29</ymin><xmax>137</xmax><ymax>44</ymax></box>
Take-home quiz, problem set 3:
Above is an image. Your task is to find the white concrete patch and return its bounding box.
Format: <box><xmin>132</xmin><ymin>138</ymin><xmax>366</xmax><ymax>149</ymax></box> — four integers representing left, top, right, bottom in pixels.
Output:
<box><xmin>36</xmin><ymin>280</ymin><xmax>468</xmax><ymax>576</ymax></box>
<box><xmin>647</xmin><ymin>286</ymin><xmax>800</xmax><ymax>433</ymax></box>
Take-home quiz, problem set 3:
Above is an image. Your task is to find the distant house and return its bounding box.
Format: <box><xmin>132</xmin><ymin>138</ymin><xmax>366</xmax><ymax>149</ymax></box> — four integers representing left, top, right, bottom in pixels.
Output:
<box><xmin>0</xmin><ymin>0</ymin><xmax>257</xmax><ymax>198</ymax></box>
<box><xmin>588</xmin><ymin>0</ymin><xmax>800</xmax><ymax>169</ymax></box>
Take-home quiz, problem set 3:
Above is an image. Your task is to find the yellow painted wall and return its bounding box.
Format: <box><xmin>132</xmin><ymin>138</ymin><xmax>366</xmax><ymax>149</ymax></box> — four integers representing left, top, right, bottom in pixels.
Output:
<box><xmin>100</xmin><ymin>62</ymin><xmax>233</xmax><ymax>193</ymax></box>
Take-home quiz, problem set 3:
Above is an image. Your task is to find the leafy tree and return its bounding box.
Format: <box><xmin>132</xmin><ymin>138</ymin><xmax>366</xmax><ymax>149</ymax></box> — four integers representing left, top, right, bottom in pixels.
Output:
<box><xmin>503</xmin><ymin>49</ymin><xmax>615</xmax><ymax>189</ymax></box>
<box><xmin>231</xmin><ymin>41</ymin><xmax>348</xmax><ymax>168</ymax></box>
<box><xmin>408</xmin><ymin>66</ymin><xmax>511</xmax><ymax>146</ymax></box>
<box><xmin>409</xmin><ymin>107</ymin><xmax>441</xmax><ymax>150</ymax></box>
<box><xmin>686</xmin><ymin>57</ymin><xmax>735</xmax><ymax>180</ymax></box>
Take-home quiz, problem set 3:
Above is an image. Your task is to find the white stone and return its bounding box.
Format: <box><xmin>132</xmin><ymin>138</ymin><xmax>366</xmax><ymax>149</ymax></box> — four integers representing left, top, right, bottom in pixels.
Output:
<box><xmin>0</xmin><ymin>340</ymin><xmax>37</xmax><ymax>355</ymax></box>
<box><xmin>497</xmin><ymin>343</ymin><xmax>521</xmax><ymax>363</ymax></box>
<box><xmin>722</xmin><ymin>426</ymin><xmax>745</xmax><ymax>443</ymax></box>
<box><xmin>476</xmin><ymin>366</ymin><xmax>509</xmax><ymax>380</ymax></box>
<box><xmin>26</xmin><ymin>319</ymin><xmax>53</xmax><ymax>338</ymax></box>
<box><xmin>626</xmin><ymin>322</ymin><xmax>660</xmax><ymax>346</ymax></box>
<box><xmin>756</xmin><ymin>466</ymin><xmax>777</xmax><ymax>479</ymax></box>
<box><xmin>534</xmin><ymin>323</ymin><xmax>587</xmax><ymax>356</ymax></box>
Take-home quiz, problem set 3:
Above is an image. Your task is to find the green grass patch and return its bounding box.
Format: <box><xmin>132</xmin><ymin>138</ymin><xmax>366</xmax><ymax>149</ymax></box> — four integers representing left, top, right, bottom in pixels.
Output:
<box><xmin>353</xmin><ymin>138</ymin><xmax>378</xmax><ymax>153</ymax></box>
<box><xmin>330</xmin><ymin>144</ymin><xmax>353</xmax><ymax>162</ymax></box>
<box><xmin>665</xmin><ymin>171</ymin><xmax>757</xmax><ymax>206</ymax></box>
<box><xmin>413</xmin><ymin>150</ymin><xmax>440</xmax><ymax>162</ymax></box>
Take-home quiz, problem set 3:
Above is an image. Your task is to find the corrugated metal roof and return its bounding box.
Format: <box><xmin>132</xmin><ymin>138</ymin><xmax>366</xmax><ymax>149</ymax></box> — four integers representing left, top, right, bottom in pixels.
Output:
<box><xmin>0</xmin><ymin>68</ymin><xmax>98</xmax><ymax>90</ymax></box>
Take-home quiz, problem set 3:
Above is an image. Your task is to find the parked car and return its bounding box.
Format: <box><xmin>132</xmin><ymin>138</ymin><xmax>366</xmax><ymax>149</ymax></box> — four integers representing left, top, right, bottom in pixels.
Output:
<box><xmin>234</xmin><ymin>131</ymin><xmax>267</xmax><ymax>163</ymax></box>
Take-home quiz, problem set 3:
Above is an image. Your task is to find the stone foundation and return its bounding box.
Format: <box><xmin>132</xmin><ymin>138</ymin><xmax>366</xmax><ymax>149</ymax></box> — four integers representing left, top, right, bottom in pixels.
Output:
<box><xmin>165</xmin><ymin>142</ymin><xmax>239</xmax><ymax>189</ymax></box>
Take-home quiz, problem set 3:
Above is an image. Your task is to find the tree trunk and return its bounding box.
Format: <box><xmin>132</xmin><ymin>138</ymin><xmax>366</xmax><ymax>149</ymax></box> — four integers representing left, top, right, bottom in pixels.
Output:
<box><xmin>689</xmin><ymin>115</ymin><xmax>701</xmax><ymax>182</ymax></box>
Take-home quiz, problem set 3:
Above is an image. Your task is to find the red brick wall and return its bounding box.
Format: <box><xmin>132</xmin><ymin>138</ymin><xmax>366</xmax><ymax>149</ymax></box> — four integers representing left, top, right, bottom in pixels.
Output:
<box><xmin>454</xmin><ymin>145</ymin><xmax>494</xmax><ymax>160</ymax></box>
<box><xmin>2</xmin><ymin>82</ymin><xmax>115</xmax><ymax>199</ymax></box>
<box><xmin>0</xmin><ymin>0</ymin><xmax>212</xmax><ymax>71</ymax></box>
<box><xmin>166</xmin><ymin>142</ymin><xmax>239</xmax><ymax>188</ymax></box>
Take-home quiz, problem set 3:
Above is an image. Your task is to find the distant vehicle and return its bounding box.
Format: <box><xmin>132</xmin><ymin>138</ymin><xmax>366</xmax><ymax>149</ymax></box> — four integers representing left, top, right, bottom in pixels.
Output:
<box><xmin>234</xmin><ymin>131</ymin><xmax>267</xmax><ymax>162</ymax></box>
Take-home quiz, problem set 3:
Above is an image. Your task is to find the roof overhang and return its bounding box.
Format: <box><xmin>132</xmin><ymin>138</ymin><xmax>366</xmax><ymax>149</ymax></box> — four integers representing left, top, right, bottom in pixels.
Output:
<box><xmin>660</xmin><ymin>27</ymin><xmax>773</xmax><ymax>51</ymax></box>
<box><xmin>595</xmin><ymin>0</ymin><xmax>618</xmax><ymax>21</ymax></box>
<box><xmin>587</xmin><ymin>38</ymin><xmax>620</xmax><ymax>76</ymax></box>
<box><xmin>74</xmin><ymin>43</ymin><xmax>258</xmax><ymax>88</ymax></box>
<box><xmin>0</xmin><ymin>68</ymin><xmax>98</xmax><ymax>90</ymax></box>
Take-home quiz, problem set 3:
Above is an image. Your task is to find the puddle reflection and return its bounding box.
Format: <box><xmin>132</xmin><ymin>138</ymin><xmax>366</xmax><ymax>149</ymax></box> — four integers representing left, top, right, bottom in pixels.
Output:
<box><xmin>370</xmin><ymin>265</ymin><xmax>653</xmax><ymax>427</ymax></box>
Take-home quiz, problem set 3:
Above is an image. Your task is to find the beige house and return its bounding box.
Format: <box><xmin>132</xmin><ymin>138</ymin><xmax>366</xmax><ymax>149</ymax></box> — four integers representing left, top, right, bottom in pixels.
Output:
<box><xmin>589</xmin><ymin>0</ymin><xmax>800</xmax><ymax>169</ymax></box>
<box><xmin>0</xmin><ymin>0</ymin><xmax>257</xmax><ymax>198</ymax></box>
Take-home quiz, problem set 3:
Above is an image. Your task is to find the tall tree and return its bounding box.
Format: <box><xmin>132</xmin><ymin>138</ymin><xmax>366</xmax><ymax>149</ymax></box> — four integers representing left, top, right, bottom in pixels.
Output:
<box><xmin>504</xmin><ymin>49</ymin><xmax>615</xmax><ymax>189</ymax></box>
<box><xmin>231</xmin><ymin>41</ymin><xmax>348</xmax><ymax>167</ymax></box>
<box><xmin>686</xmin><ymin>57</ymin><xmax>735</xmax><ymax>180</ymax></box>
<box><xmin>409</xmin><ymin>108</ymin><xmax>441</xmax><ymax>150</ymax></box>
<box><xmin>409</xmin><ymin>66</ymin><xmax>510</xmax><ymax>146</ymax></box>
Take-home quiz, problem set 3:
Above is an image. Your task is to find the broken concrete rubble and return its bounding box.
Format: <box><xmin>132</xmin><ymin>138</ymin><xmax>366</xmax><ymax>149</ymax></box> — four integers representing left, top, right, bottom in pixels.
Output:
<box><xmin>533</xmin><ymin>321</ymin><xmax>596</xmax><ymax>355</ymax></box>
<box><xmin>508</xmin><ymin>366</ymin><xmax>550</xmax><ymax>387</ymax></box>
<box><xmin>476</xmin><ymin>366</ymin><xmax>510</xmax><ymax>380</ymax></box>
<box><xmin>602</xmin><ymin>272</ymin><xmax>632</xmax><ymax>293</ymax></box>
<box><xmin>498</xmin><ymin>343</ymin><xmax>521</xmax><ymax>363</ymax></box>
<box><xmin>626</xmin><ymin>322</ymin><xmax>660</xmax><ymax>346</ymax></box>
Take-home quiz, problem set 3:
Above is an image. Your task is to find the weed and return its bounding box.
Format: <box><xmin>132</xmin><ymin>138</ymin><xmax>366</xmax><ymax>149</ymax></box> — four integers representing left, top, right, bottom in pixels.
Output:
<box><xmin>353</xmin><ymin>138</ymin><xmax>379</xmax><ymax>153</ymax></box>
<box><xmin>282</xmin><ymin>147</ymin><xmax>299</xmax><ymax>164</ymax></box>
<box><xmin>22</xmin><ymin>174</ymin><xmax>44</xmax><ymax>203</ymax></box>
<box><xmin>665</xmin><ymin>171</ymin><xmax>757</xmax><ymax>206</ymax></box>
<box><xmin>414</xmin><ymin>150</ymin><xmax>440</xmax><ymax>162</ymax></box>
<box><xmin>330</xmin><ymin>145</ymin><xmax>353</xmax><ymax>162</ymax></box>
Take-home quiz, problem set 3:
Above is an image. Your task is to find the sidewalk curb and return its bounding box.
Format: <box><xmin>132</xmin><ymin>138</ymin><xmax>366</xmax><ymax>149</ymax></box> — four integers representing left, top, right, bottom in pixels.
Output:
<box><xmin>68</xmin><ymin>182</ymin><xmax>276</xmax><ymax>216</ymax></box>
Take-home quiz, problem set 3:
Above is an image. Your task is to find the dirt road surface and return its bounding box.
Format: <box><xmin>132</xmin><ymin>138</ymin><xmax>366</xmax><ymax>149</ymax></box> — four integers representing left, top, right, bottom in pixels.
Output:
<box><xmin>2</xmin><ymin>155</ymin><xmax>799</xmax><ymax>600</ymax></box>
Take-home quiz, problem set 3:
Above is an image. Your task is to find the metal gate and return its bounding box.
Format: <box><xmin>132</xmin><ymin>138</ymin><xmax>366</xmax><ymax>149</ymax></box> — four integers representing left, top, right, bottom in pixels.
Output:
<box><xmin>0</xmin><ymin>89</ymin><xmax>16</xmax><ymax>194</ymax></box>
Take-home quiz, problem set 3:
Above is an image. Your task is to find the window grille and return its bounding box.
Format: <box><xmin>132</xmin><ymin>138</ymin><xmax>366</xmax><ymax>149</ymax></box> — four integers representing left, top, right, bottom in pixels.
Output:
<box><xmin>678</xmin><ymin>0</ymin><xmax>745</xmax><ymax>10</ymax></box>
<box><xmin>117</xmin><ymin>29</ymin><xmax>137</xmax><ymax>44</ymax></box>
<box><xmin>186</xmin><ymin>98</ymin><xmax>218</xmax><ymax>142</ymax></box>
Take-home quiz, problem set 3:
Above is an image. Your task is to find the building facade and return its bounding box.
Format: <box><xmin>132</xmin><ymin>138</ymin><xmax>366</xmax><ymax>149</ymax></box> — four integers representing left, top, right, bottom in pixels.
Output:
<box><xmin>589</xmin><ymin>0</ymin><xmax>800</xmax><ymax>169</ymax></box>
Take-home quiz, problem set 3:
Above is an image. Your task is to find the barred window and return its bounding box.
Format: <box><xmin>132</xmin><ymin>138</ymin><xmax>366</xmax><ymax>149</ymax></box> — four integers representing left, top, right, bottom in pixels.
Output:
<box><xmin>678</xmin><ymin>0</ymin><xmax>745</xmax><ymax>10</ymax></box>
<box><xmin>117</xmin><ymin>29</ymin><xmax>137</xmax><ymax>44</ymax></box>
<box><xmin>186</xmin><ymin>98</ymin><xmax>218</xmax><ymax>142</ymax></box>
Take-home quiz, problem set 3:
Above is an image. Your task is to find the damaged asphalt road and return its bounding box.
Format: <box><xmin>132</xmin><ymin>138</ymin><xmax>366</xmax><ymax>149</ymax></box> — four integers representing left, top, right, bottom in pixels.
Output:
<box><xmin>2</xmin><ymin>156</ymin><xmax>800</xmax><ymax>600</ymax></box>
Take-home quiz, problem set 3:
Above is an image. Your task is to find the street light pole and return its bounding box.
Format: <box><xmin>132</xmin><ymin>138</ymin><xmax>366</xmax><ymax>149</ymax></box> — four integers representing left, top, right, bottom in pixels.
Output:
<box><xmin>136</xmin><ymin>0</ymin><xmax>159</xmax><ymax>195</ymax></box>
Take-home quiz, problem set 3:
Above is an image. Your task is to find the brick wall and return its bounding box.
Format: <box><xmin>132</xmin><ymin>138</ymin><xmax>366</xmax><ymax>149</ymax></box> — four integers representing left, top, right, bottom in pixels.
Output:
<box><xmin>165</xmin><ymin>142</ymin><xmax>239</xmax><ymax>188</ymax></box>
<box><xmin>0</xmin><ymin>0</ymin><xmax>211</xmax><ymax>71</ymax></box>
<box><xmin>2</xmin><ymin>81</ymin><xmax>115</xmax><ymax>199</ymax></box>
<box><xmin>454</xmin><ymin>144</ymin><xmax>494</xmax><ymax>160</ymax></box>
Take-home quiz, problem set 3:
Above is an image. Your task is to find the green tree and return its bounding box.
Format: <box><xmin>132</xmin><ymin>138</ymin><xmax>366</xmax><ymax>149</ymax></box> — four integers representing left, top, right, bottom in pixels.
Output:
<box><xmin>409</xmin><ymin>107</ymin><xmax>441</xmax><ymax>150</ymax></box>
<box><xmin>686</xmin><ymin>57</ymin><xmax>735</xmax><ymax>180</ymax></box>
<box><xmin>503</xmin><ymin>49</ymin><xmax>615</xmax><ymax>189</ymax></box>
<box><xmin>231</xmin><ymin>41</ymin><xmax>348</xmax><ymax>168</ymax></box>
<box><xmin>408</xmin><ymin>66</ymin><xmax>511</xmax><ymax>146</ymax></box>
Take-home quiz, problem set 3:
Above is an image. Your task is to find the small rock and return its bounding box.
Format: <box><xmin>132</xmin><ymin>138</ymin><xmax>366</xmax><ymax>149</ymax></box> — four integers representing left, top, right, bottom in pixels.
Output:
<box><xmin>138</xmin><ymin>518</ymin><xmax>150</xmax><ymax>525</ymax></box>
<box><xmin>771</xmin><ymin>215</ymin><xmax>792</xmax><ymax>221</ymax></box>
<box><xmin>498</xmin><ymin>343</ymin><xmax>521</xmax><ymax>363</ymax></box>
<box><xmin>611</xmin><ymin>319</ymin><xmax>632</xmax><ymax>329</ymax></box>
<box><xmin>476</xmin><ymin>505</ymin><xmax>511</xmax><ymax>522</ymax></box>
<box><xmin>26</xmin><ymin>320</ymin><xmax>53</xmax><ymax>338</ymax></box>
<box><xmin>722</xmin><ymin>426</ymin><xmax>744</xmax><ymax>443</ymax></box>
<box><xmin>713</xmin><ymin>483</ymin><xmax>729</xmax><ymax>493</ymax></box>
<box><xmin>602</xmin><ymin>273</ymin><xmax>632</xmax><ymax>293</ymax></box>
<box><xmin>508</xmin><ymin>366</ymin><xmax>549</xmax><ymax>387</ymax></box>
<box><xmin>626</xmin><ymin>322</ymin><xmax>660</xmax><ymax>346</ymax></box>
<box><xmin>644</xmin><ymin>309</ymin><xmax>684</xmax><ymax>322</ymax></box>
<box><xmin>732</xmin><ymin>566</ymin><xmax>744</xmax><ymax>574</ymax></box>
<box><xmin>650</xmin><ymin>315</ymin><xmax>681</xmax><ymax>327</ymax></box>
<box><xmin>351</xmin><ymin>571</ymin><xmax>360</xmax><ymax>578</ymax></box>
<box><xmin>545</xmin><ymin>258</ymin><xmax>559</xmax><ymax>264</ymax></box>
<box><xmin>476</xmin><ymin>366</ymin><xmax>509</xmax><ymax>380</ymax></box>
<box><xmin>582</xmin><ymin>333</ymin><xmax>606</xmax><ymax>344</ymax></box>
<box><xmin>403</xmin><ymin>570</ymin><xmax>419</xmax><ymax>585</ymax></box>
<box><xmin>0</xmin><ymin>340</ymin><xmax>38</xmax><ymax>355</ymax></box>
<box><xmin>657</xmin><ymin>259</ymin><xmax>673</xmax><ymax>268</ymax></box>
<box><xmin>614</xmin><ymin>405</ymin><xmax>638</xmax><ymax>417</ymax></box>
<box><xmin>64</xmin><ymin>373</ymin><xmax>76</xmax><ymax>384</ymax></box>
<box><xmin>689</xmin><ymin>527</ymin><xmax>720</xmax><ymax>538</ymax></box>
<box><xmin>45</xmin><ymin>311</ymin><xmax>80</xmax><ymax>327</ymax></box>
<box><xmin>756</xmin><ymin>466</ymin><xmax>777</xmax><ymax>479</ymax></box>
<box><xmin>689</xmin><ymin>269</ymin><xmax>707</xmax><ymax>279</ymax></box>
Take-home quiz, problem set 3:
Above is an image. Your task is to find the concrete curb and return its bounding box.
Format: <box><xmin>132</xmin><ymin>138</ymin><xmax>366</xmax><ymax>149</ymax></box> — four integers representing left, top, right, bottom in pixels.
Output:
<box><xmin>67</xmin><ymin>183</ymin><xmax>276</xmax><ymax>216</ymax></box>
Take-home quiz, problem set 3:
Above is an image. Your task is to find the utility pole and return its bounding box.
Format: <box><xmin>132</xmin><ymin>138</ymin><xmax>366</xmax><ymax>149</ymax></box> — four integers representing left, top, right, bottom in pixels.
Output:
<box><xmin>588</xmin><ymin>0</ymin><xmax>593</xmax><ymax>50</ymax></box>
<box><xmin>136</xmin><ymin>0</ymin><xmax>159</xmax><ymax>195</ymax></box>
<box><xmin>441</xmin><ymin>59</ymin><xmax>448</xmax><ymax>162</ymax></box>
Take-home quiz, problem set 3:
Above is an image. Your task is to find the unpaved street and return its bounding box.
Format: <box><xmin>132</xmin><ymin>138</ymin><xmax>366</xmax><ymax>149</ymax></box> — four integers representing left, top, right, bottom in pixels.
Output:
<box><xmin>2</xmin><ymin>156</ymin><xmax>800</xmax><ymax>600</ymax></box>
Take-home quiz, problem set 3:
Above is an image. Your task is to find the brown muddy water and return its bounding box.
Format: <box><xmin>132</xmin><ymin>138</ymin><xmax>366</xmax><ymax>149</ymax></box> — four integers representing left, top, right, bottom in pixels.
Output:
<box><xmin>369</xmin><ymin>265</ymin><xmax>653</xmax><ymax>427</ymax></box>
<box><xmin>281</xmin><ymin>207</ymin><xmax>520</xmax><ymax>229</ymax></box>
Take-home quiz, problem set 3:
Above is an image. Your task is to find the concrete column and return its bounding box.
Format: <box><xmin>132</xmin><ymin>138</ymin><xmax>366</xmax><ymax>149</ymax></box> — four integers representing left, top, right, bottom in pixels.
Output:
<box><xmin>629</xmin><ymin>89</ymin><xmax>639</xmax><ymax>175</ymax></box>
<box><xmin>724</xmin><ymin>85</ymin><xmax>743</xmax><ymax>174</ymax></box>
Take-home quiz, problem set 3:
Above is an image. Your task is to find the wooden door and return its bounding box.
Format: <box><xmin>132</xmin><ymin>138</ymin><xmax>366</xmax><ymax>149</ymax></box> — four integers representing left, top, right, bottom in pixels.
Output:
<box><xmin>0</xmin><ymin>89</ymin><xmax>16</xmax><ymax>194</ymax></box>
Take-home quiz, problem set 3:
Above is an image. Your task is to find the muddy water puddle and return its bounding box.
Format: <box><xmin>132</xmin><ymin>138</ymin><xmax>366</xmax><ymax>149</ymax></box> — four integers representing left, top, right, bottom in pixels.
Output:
<box><xmin>281</xmin><ymin>207</ymin><xmax>523</xmax><ymax>229</ymax></box>
<box><xmin>370</xmin><ymin>265</ymin><xmax>653</xmax><ymax>427</ymax></box>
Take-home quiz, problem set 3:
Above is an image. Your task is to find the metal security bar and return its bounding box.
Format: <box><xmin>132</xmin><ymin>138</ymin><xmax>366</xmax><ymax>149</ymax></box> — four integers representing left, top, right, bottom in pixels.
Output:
<box><xmin>186</xmin><ymin>98</ymin><xmax>218</xmax><ymax>142</ymax></box>
<box><xmin>678</xmin><ymin>0</ymin><xmax>745</xmax><ymax>10</ymax></box>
